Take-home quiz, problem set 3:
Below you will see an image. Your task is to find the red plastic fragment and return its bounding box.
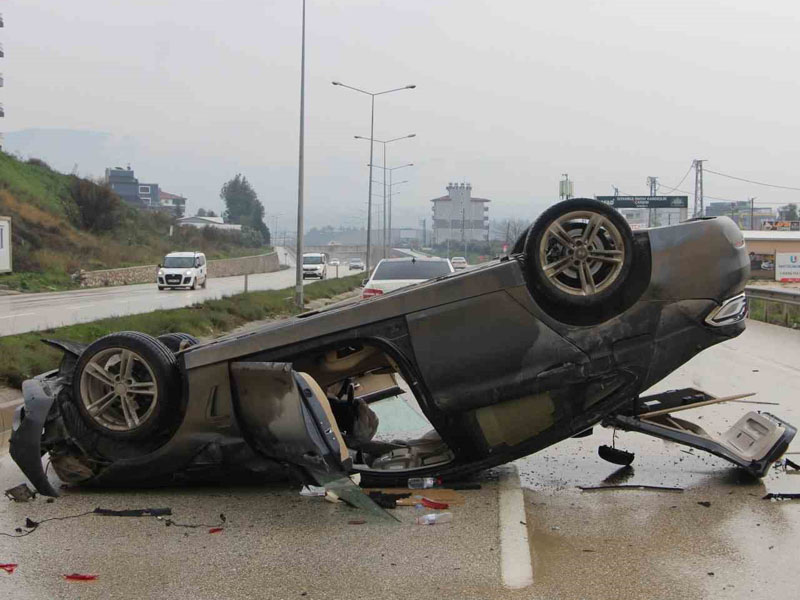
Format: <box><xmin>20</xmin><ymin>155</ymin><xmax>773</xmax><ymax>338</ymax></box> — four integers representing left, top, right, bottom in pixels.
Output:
<box><xmin>421</xmin><ymin>497</ymin><xmax>449</xmax><ymax>510</ymax></box>
<box><xmin>0</xmin><ymin>564</ymin><xmax>18</xmax><ymax>574</ymax></box>
<box><xmin>208</xmin><ymin>527</ymin><xmax>224</xmax><ymax>534</ymax></box>
<box><xmin>63</xmin><ymin>573</ymin><xmax>98</xmax><ymax>581</ymax></box>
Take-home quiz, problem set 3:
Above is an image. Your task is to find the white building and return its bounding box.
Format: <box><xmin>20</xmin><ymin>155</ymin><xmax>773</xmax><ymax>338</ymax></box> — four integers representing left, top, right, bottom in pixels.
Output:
<box><xmin>176</xmin><ymin>215</ymin><xmax>242</xmax><ymax>231</ymax></box>
<box><xmin>430</xmin><ymin>183</ymin><xmax>490</xmax><ymax>243</ymax></box>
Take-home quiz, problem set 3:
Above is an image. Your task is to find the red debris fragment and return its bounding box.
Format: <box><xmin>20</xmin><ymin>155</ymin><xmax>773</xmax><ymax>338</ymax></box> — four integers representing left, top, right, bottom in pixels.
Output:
<box><xmin>0</xmin><ymin>564</ymin><xmax>18</xmax><ymax>574</ymax></box>
<box><xmin>63</xmin><ymin>573</ymin><xmax>98</xmax><ymax>581</ymax></box>
<box><xmin>208</xmin><ymin>527</ymin><xmax>224</xmax><ymax>534</ymax></box>
<box><xmin>348</xmin><ymin>519</ymin><xmax>366</xmax><ymax>525</ymax></box>
<box><xmin>421</xmin><ymin>497</ymin><xmax>449</xmax><ymax>510</ymax></box>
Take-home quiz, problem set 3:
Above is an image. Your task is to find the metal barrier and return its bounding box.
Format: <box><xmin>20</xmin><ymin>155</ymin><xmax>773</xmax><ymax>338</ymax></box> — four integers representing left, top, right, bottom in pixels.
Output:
<box><xmin>745</xmin><ymin>286</ymin><xmax>800</xmax><ymax>327</ymax></box>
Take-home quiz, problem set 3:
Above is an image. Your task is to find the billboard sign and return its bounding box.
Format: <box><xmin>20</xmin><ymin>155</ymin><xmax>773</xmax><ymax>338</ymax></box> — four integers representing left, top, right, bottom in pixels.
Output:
<box><xmin>776</xmin><ymin>252</ymin><xmax>800</xmax><ymax>282</ymax></box>
<box><xmin>763</xmin><ymin>220</ymin><xmax>800</xmax><ymax>231</ymax></box>
<box><xmin>0</xmin><ymin>217</ymin><xmax>11</xmax><ymax>273</ymax></box>
<box><xmin>596</xmin><ymin>196</ymin><xmax>689</xmax><ymax>209</ymax></box>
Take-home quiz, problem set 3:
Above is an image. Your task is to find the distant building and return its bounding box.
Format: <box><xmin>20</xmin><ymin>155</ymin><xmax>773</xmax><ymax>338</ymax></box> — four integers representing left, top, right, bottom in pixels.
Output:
<box><xmin>104</xmin><ymin>166</ymin><xmax>160</xmax><ymax>211</ymax></box>
<box><xmin>705</xmin><ymin>201</ymin><xmax>774</xmax><ymax>230</ymax></box>
<box><xmin>158</xmin><ymin>190</ymin><xmax>186</xmax><ymax>217</ymax></box>
<box><xmin>430</xmin><ymin>183</ymin><xmax>490</xmax><ymax>244</ymax></box>
<box><xmin>176</xmin><ymin>215</ymin><xmax>242</xmax><ymax>231</ymax></box>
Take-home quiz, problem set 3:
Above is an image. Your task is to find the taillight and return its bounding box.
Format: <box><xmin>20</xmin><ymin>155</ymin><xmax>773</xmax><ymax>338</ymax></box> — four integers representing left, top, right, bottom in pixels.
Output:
<box><xmin>362</xmin><ymin>288</ymin><xmax>384</xmax><ymax>298</ymax></box>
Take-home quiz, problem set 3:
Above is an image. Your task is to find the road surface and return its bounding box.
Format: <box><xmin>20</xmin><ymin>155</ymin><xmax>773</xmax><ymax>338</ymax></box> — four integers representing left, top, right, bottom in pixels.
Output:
<box><xmin>0</xmin><ymin>247</ymin><xmax>363</xmax><ymax>337</ymax></box>
<box><xmin>0</xmin><ymin>320</ymin><xmax>796</xmax><ymax>599</ymax></box>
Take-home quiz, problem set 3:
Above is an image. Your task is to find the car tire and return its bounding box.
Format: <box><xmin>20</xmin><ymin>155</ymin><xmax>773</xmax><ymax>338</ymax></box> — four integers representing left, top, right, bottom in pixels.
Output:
<box><xmin>522</xmin><ymin>198</ymin><xmax>634</xmax><ymax>309</ymax></box>
<box><xmin>201</xmin><ymin>276</ymin><xmax>207</xmax><ymax>289</ymax></box>
<box><xmin>158</xmin><ymin>286</ymin><xmax>165</xmax><ymax>291</ymax></box>
<box><xmin>190</xmin><ymin>278</ymin><xmax>197</xmax><ymax>290</ymax></box>
<box><xmin>69</xmin><ymin>331</ymin><xmax>181</xmax><ymax>442</ymax></box>
<box><xmin>157</xmin><ymin>332</ymin><xmax>200</xmax><ymax>353</ymax></box>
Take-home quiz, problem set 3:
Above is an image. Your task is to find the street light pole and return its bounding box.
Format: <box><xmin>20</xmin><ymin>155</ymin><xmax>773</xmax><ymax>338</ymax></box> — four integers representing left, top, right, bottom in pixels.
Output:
<box><xmin>333</xmin><ymin>82</ymin><xmax>415</xmax><ymax>273</ymax></box>
<box><xmin>294</xmin><ymin>0</ymin><xmax>306</xmax><ymax>309</ymax></box>
<box><xmin>355</xmin><ymin>133</ymin><xmax>415</xmax><ymax>259</ymax></box>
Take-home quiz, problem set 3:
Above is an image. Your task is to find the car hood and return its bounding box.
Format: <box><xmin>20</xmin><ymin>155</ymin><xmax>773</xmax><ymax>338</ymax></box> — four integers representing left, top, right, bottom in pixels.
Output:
<box><xmin>160</xmin><ymin>268</ymin><xmax>193</xmax><ymax>274</ymax></box>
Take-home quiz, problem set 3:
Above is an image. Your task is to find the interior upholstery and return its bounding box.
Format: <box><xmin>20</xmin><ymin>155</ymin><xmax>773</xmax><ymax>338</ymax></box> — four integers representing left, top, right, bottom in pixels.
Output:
<box><xmin>297</xmin><ymin>372</ymin><xmax>349</xmax><ymax>463</ymax></box>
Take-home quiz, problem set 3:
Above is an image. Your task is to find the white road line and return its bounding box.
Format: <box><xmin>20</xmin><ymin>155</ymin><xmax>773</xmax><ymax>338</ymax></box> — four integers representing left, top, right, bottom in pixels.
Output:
<box><xmin>0</xmin><ymin>312</ymin><xmax>35</xmax><ymax>320</ymax></box>
<box><xmin>499</xmin><ymin>464</ymin><xmax>534</xmax><ymax>589</ymax></box>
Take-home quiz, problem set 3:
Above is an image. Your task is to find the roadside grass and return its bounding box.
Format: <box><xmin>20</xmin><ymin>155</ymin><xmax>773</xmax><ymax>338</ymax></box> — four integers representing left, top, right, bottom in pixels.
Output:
<box><xmin>748</xmin><ymin>298</ymin><xmax>800</xmax><ymax>329</ymax></box>
<box><xmin>0</xmin><ymin>274</ymin><xmax>363</xmax><ymax>388</ymax></box>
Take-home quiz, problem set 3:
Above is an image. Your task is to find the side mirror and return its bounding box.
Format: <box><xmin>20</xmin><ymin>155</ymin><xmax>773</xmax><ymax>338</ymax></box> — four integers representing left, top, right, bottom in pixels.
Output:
<box><xmin>195</xmin><ymin>260</ymin><xmax>201</xmax><ymax>268</ymax></box>
<box><xmin>158</xmin><ymin>263</ymin><xmax>162</xmax><ymax>268</ymax></box>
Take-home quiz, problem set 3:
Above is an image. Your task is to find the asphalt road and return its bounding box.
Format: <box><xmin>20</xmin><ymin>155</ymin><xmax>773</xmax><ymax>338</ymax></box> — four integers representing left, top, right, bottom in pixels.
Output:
<box><xmin>0</xmin><ymin>248</ymin><xmax>364</xmax><ymax>337</ymax></box>
<box><xmin>0</xmin><ymin>320</ymin><xmax>797</xmax><ymax>599</ymax></box>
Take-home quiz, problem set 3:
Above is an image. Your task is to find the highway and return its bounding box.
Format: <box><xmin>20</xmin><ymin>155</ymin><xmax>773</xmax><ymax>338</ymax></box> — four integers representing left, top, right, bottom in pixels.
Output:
<box><xmin>0</xmin><ymin>248</ymin><xmax>364</xmax><ymax>337</ymax></box>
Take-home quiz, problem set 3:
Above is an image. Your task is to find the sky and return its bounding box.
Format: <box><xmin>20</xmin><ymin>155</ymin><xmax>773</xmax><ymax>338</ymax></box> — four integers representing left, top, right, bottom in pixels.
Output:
<box><xmin>3</xmin><ymin>0</ymin><xmax>800</xmax><ymax>232</ymax></box>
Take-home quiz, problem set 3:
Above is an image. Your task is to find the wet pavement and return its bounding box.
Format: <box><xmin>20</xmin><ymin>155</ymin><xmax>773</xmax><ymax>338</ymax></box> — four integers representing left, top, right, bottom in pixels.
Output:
<box><xmin>516</xmin><ymin>318</ymin><xmax>800</xmax><ymax>599</ymax></box>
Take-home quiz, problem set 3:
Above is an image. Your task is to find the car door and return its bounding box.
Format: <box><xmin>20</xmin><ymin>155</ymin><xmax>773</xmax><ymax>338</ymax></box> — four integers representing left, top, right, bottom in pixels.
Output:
<box><xmin>229</xmin><ymin>361</ymin><xmax>351</xmax><ymax>481</ymax></box>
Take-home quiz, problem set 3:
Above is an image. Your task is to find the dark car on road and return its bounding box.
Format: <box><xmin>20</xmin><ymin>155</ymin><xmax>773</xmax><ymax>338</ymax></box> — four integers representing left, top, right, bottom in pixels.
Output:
<box><xmin>11</xmin><ymin>199</ymin><xmax>795</xmax><ymax>499</ymax></box>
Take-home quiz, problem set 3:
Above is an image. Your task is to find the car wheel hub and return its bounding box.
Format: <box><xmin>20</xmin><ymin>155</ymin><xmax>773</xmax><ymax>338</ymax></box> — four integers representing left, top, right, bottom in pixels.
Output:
<box><xmin>79</xmin><ymin>348</ymin><xmax>159</xmax><ymax>432</ymax></box>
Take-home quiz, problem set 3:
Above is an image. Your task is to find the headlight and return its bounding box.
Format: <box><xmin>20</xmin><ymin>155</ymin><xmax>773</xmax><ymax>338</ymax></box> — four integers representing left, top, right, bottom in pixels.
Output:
<box><xmin>705</xmin><ymin>293</ymin><xmax>747</xmax><ymax>326</ymax></box>
<box><xmin>185</xmin><ymin>270</ymin><xmax>192</xmax><ymax>276</ymax></box>
<box><xmin>158</xmin><ymin>270</ymin><xmax>163</xmax><ymax>276</ymax></box>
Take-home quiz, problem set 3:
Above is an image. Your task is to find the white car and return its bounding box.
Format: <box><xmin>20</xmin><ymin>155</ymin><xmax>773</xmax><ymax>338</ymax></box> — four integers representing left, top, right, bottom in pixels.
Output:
<box><xmin>451</xmin><ymin>256</ymin><xmax>468</xmax><ymax>270</ymax></box>
<box><xmin>330</xmin><ymin>259</ymin><xmax>340</xmax><ymax>267</ymax></box>
<box><xmin>157</xmin><ymin>251</ymin><xmax>208</xmax><ymax>290</ymax></box>
<box><xmin>362</xmin><ymin>257</ymin><xmax>454</xmax><ymax>298</ymax></box>
<box><xmin>302</xmin><ymin>252</ymin><xmax>327</xmax><ymax>279</ymax></box>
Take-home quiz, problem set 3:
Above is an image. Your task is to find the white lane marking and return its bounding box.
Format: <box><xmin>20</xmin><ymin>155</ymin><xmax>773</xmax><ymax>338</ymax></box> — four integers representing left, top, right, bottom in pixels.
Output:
<box><xmin>499</xmin><ymin>464</ymin><xmax>534</xmax><ymax>589</ymax></box>
<box><xmin>0</xmin><ymin>312</ymin><xmax>35</xmax><ymax>320</ymax></box>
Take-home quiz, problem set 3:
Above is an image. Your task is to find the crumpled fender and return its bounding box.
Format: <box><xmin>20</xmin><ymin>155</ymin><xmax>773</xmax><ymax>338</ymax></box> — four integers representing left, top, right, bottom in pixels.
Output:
<box><xmin>9</xmin><ymin>376</ymin><xmax>60</xmax><ymax>497</ymax></box>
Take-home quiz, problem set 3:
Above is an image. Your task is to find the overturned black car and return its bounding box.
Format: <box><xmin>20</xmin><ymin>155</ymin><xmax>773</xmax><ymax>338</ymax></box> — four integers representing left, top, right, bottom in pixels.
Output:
<box><xmin>11</xmin><ymin>199</ymin><xmax>796</xmax><ymax>497</ymax></box>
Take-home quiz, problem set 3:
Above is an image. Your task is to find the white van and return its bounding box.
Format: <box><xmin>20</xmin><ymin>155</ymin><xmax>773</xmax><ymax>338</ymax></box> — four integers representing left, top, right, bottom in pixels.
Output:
<box><xmin>157</xmin><ymin>251</ymin><xmax>208</xmax><ymax>290</ymax></box>
<box><xmin>302</xmin><ymin>252</ymin><xmax>327</xmax><ymax>279</ymax></box>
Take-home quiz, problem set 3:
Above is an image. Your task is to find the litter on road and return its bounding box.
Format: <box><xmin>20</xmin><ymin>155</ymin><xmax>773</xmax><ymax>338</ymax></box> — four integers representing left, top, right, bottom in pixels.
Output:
<box><xmin>578</xmin><ymin>485</ymin><xmax>685</xmax><ymax>493</ymax></box>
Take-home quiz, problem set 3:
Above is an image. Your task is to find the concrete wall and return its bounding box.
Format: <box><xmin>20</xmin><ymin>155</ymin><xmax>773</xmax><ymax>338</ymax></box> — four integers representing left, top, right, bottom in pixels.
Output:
<box><xmin>76</xmin><ymin>252</ymin><xmax>279</xmax><ymax>288</ymax></box>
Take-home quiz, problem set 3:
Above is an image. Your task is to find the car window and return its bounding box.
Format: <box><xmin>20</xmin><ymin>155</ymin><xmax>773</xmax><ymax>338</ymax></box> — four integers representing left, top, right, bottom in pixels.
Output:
<box><xmin>303</xmin><ymin>256</ymin><xmax>323</xmax><ymax>264</ymax></box>
<box><xmin>372</xmin><ymin>260</ymin><xmax>452</xmax><ymax>280</ymax></box>
<box><xmin>163</xmin><ymin>256</ymin><xmax>195</xmax><ymax>268</ymax></box>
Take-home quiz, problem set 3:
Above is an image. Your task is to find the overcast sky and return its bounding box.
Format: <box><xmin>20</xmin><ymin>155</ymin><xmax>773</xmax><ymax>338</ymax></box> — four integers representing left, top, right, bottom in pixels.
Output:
<box><xmin>4</xmin><ymin>0</ymin><xmax>800</xmax><ymax>231</ymax></box>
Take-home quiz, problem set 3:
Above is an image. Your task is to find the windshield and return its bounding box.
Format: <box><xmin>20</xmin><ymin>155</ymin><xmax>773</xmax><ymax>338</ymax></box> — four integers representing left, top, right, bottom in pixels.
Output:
<box><xmin>372</xmin><ymin>260</ymin><xmax>451</xmax><ymax>281</ymax></box>
<box><xmin>163</xmin><ymin>256</ymin><xmax>195</xmax><ymax>268</ymax></box>
<box><xmin>349</xmin><ymin>258</ymin><xmax>362</xmax><ymax>264</ymax></box>
<box><xmin>303</xmin><ymin>255</ymin><xmax>323</xmax><ymax>264</ymax></box>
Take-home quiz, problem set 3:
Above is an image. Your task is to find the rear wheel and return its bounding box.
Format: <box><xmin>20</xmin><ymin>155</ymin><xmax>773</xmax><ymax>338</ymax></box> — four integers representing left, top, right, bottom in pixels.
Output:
<box><xmin>523</xmin><ymin>198</ymin><xmax>634</xmax><ymax>308</ymax></box>
<box><xmin>158</xmin><ymin>286</ymin><xmax>165</xmax><ymax>291</ymax></box>
<box><xmin>71</xmin><ymin>332</ymin><xmax>181</xmax><ymax>441</ymax></box>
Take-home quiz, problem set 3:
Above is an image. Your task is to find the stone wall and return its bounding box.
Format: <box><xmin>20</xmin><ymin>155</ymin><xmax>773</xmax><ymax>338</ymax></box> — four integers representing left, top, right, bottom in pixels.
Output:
<box><xmin>76</xmin><ymin>252</ymin><xmax>279</xmax><ymax>288</ymax></box>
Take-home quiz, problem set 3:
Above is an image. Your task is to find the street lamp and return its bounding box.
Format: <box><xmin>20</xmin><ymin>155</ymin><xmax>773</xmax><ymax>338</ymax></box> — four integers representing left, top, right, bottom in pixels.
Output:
<box><xmin>294</xmin><ymin>0</ymin><xmax>307</xmax><ymax>308</ymax></box>
<box><xmin>355</xmin><ymin>133</ymin><xmax>415</xmax><ymax>257</ymax></box>
<box><xmin>332</xmin><ymin>81</ymin><xmax>415</xmax><ymax>272</ymax></box>
<box><xmin>368</xmin><ymin>162</ymin><xmax>413</xmax><ymax>253</ymax></box>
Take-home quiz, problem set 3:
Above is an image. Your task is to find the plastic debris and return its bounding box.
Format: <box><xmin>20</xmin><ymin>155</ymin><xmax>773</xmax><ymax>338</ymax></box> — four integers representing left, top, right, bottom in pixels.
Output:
<box><xmin>578</xmin><ymin>485</ymin><xmax>684</xmax><ymax>493</ymax></box>
<box><xmin>0</xmin><ymin>564</ymin><xmax>18</xmax><ymax>574</ymax></box>
<box><xmin>421</xmin><ymin>497</ymin><xmax>449</xmax><ymax>510</ymax></box>
<box><xmin>697</xmin><ymin>501</ymin><xmax>712</xmax><ymax>508</ymax></box>
<box><xmin>348</xmin><ymin>519</ymin><xmax>367</xmax><ymax>525</ymax></box>
<box><xmin>299</xmin><ymin>485</ymin><xmax>326</xmax><ymax>497</ymax></box>
<box><xmin>64</xmin><ymin>573</ymin><xmax>98</xmax><ymax>581</ymax></box>
<box><xmin>408</xmin><ymin>477</ymin><xmax>439</xmax><ymax>489</ymax></box>
<box><xmin>4</xmin><ymin>484</ymin><xmax>36</xmax><ymax>503</ymax></box>
<box><xmin>763</xmin><ymin>492</ymin><xmax>800</xmax><ymax>500</ymax></box>
<box><xmin>598</xmin><ymin>445</ymin><xmax>635</xmax><ymax>466</ymax></box>
<box><xmin>208</xmin><ymin>527</ymin><xmax>224</xmax><ymax>534</ymax></box>
<box><xmin>94</xmin><ymin>507</ymin><xmax>172</xmax><ymax>517</ymax></box>
<box><xmin>415</xmin><ymin>512</ymin><xmax>453</xmax><ymax>525</ymax></box>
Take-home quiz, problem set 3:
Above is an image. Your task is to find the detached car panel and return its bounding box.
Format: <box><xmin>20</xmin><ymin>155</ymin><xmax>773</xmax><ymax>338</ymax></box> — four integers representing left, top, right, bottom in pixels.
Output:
<box><xmin>10</xmin><ymin>199</ymin><xmax>795</xmax><ymax>497</ymax></box>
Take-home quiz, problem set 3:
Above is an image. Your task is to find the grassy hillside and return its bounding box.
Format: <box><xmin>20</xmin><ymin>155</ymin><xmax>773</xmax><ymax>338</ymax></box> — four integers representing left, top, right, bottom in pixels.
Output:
<box><xmin>0</xmin><ymin>151</ymin><xmax>267</xmax><ymax>292</ymax></box>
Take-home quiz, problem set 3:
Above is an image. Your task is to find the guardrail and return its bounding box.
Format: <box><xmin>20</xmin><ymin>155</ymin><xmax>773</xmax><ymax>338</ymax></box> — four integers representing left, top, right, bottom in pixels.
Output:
<box><xmin>745</xmin><ymin>286</ymin><xmax>800</xmax><ymax>328</ymax></box>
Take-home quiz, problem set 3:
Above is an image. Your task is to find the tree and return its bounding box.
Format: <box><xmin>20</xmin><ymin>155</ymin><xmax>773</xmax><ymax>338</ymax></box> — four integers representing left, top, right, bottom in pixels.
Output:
<box><xmin>207</xmin><ymin>210</ymin><xmax>217</xmax><ymax>217</ymax></box>
<box><xmin>490</xmin><ymin>218</ymin><xmax>530</xmax><ymax>245</ymax></box>
<box><xmin>783</xmin><ymin>203</ymin><xmax>799</xmax><ymax>221</ymax></box>
<box><xmin>220</xmin><ymin>174</ymin><xmax>270</xmax><ymax>245</ymax></box>
<box><xmin>197</xmin><ymin>208</ymin><xmax>207</xmax><ymax>217</ymax></box>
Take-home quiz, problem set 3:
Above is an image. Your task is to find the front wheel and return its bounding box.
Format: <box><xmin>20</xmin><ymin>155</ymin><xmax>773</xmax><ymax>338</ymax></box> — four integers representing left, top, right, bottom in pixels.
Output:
<box><xmin>71</xmin><ymin>332</ymin><xmax>181</xmax><ymax>441</ymax></box>
<box><xmin>522</xmin><ymin>198</ymin><xmax>634</xmax><ymax>309</ymax></box>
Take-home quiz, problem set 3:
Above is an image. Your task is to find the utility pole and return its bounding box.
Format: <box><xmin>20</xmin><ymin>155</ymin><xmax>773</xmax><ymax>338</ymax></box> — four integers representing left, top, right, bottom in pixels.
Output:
<box><xmin>750</xmin><ymin>197</ymin><xmax>756</xmax><ymax>230</ymax></box>
<box><xmin>461</xmin><ymin>206</ymin><xmax>467</xmax><ymax>257</ymax></box>
<box><xmin>693</xmin><ymin>160</ymin><xmax>706</xmax><ymax>217</ymax></box>
<box><xmin>422</xmin><ymin>218</ymin><xmax>426</xmax><ymax>246</ymax></box>
<box><xmin>647</xmin><ymin>176</ymin><xmax>658</xmax><ymax>227</ymax></box>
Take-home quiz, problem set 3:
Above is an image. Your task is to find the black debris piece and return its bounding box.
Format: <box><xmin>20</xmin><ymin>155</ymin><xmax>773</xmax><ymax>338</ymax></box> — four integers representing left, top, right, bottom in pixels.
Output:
<box><xmin>25</xmin><ymin>518</ymin><xmax>39</xmax><ymax>529</ymax></box>
<box><xmin>579</xmin><ymin>485</ymin><xmax>684</xmax><ymax>493</ymax></box>
<box><xmin>94</xmin><ymin>507</ymin><xmax>172</xmax><ymax>517</ymax></box>
<box><xmin>763</xmin><ymin>493</ymin><xmax>800</xmax><ymax>500</ymax></box>
<box><xmin>4</xmin><ymin>484</ymin><xmax>36</xmax><ymax>503</ymax></box>
<box><xmin>784</xmin><ymin>458</ymin><xmax>800</xmax><ymax>471</ymax></box>
<box><xmin>697</xmin><ymin>501</ymin><xmax>712</xmax><ymax>508</ymax></box>
<box><xmin>598</xmin><ymin>445</ymin><xmax>635</xmax><ymax>466</ymax></box>
<box><xmin>368</xmin><ymin>491</ymin><xmax>411</xmax><ymax>509</ymax></box>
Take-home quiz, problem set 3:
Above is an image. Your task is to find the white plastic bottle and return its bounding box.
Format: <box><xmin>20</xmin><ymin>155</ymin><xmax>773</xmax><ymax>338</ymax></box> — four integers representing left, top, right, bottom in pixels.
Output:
<box><xmin>407</xmin><ymin>477</ymin><xmax>437</xmax><ymax>489</ymax></box>
<box><xmin>415</xmin><ymin>512</ymin><xmax>453</xmax><ymax>525</ymax></box>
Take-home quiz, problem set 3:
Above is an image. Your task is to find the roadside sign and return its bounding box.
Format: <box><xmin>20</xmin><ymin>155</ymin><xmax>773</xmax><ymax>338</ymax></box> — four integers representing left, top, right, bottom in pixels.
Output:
<box><xmin>596</xmin><ymin>196</ymin><xmax>689</xmax><ymax>209</ymax></box>
<box><xmin>0</xmin><ymin>217</ymin><xmax>11</xmax><ymax>273</ymax></box>
<box><xmin>775</xmin><ymin>252</ymin><xmax>800</xmax><ymax>282</ymax></box>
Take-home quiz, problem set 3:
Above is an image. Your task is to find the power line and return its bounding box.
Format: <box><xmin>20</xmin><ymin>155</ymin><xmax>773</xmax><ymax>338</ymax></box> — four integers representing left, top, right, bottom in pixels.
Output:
<box><xmin>704</xmin><ymin>168</ymin><xmax>800</xmax><ymax>192</ymax></box>
<box><xmin>657</xmin><ymin>162</ymin><xmax>694</xmax><ymax>195</ymax></box>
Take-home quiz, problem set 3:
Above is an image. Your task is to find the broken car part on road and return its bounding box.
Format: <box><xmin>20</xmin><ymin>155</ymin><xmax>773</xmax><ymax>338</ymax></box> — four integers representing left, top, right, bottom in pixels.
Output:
<box><xmin>8</xmin><ymin>199</ymin><xmax>796</xmax><ymax>507</ymax></box>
